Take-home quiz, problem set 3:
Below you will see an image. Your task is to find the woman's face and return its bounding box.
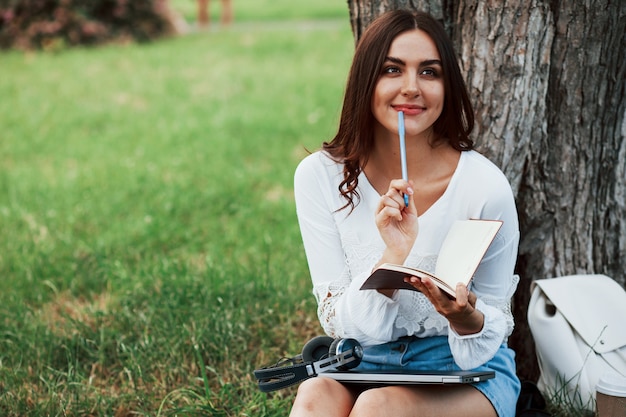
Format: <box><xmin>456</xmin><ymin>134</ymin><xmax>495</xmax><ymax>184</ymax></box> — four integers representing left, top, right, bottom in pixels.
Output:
<box><xmin>371</xmin><ymin>29</ymin><xmax>444</xmax><ymax>140</ymax></box>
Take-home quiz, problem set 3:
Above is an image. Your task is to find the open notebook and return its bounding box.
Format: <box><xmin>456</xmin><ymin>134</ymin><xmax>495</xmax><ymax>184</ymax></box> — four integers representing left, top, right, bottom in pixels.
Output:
<box><xmin>319</xmin><ymin>369</ymin><xmax>495</xmax><ymax>385</ymax></box>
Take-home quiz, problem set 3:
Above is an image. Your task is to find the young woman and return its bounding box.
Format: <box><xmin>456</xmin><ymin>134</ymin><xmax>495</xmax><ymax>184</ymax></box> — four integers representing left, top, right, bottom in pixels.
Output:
<box><xmin>291</xmin><ymin>10</ymin><xmax>521</xmax><ymax>417</ymax></box>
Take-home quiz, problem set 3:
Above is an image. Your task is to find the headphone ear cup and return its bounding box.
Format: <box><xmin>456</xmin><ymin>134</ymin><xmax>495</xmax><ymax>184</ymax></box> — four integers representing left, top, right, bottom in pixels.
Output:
<box><xmin>329</xmin><ymin>338</ymin><xmax>363</xmax><ymax>371</ymax></box>
<box><xmin>301</xmin><ymin>336</ymin><xmax>334</xmax><ymax>362</ymax></box>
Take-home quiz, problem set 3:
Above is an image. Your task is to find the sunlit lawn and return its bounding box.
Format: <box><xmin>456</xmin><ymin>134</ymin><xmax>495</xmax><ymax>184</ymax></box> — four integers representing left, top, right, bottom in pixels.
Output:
<box><xmin>0</xmin><ymin>5</ymin><xmax>354</xmax><ymax>415</ymax></box>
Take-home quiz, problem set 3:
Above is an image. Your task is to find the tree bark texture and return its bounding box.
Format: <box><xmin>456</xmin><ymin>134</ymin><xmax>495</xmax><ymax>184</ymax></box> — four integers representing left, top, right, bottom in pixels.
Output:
<box><xmin>512</xmin><ymin>0</ymin><xmax>626</xmax><ymax>381</ymax></box>
<box><xmin>347</xmin><ymin>0</ymin><xmax>626</xmax><ymax>382</ymax></box>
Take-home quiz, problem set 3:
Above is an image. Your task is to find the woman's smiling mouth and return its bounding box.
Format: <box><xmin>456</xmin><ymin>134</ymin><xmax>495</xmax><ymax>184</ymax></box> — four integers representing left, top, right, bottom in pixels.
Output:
<box><xmin>393</xmin><ymin>105</ymin><xmax>426</xmax><ymax>116</ymax></box>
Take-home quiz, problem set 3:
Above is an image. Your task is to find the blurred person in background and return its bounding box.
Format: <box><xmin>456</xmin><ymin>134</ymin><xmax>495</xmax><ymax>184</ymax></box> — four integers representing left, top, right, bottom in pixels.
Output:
<box><xmin>197</xmin><ymin>0</ymin><xmax>233</xmax><ymax>27</ymax></box>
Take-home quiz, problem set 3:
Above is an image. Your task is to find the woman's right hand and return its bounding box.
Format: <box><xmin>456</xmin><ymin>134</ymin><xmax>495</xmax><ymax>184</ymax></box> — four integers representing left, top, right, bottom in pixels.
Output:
<box><xmin>375</xmin><ymin>179</ymin><xmax>419</xmax><ymax>264</ymax></box>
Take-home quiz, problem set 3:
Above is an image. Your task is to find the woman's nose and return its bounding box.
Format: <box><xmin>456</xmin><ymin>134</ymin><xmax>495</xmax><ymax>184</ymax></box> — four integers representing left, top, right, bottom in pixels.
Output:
<box><xmin>401</xmin><ymin>75</ymin><xmax>420</xmax><ymax>97</ymax></box>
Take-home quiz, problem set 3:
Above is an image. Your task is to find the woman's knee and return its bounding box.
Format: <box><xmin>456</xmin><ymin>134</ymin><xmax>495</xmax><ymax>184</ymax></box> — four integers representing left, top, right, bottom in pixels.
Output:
<box><xmin>290</xmin><ymin>377</ymin><xmax>354</xmax><ymax>415</ymax></box>
<box><xmin>351</xmin><ymin>386</ymin><xmax>427</xmax><ymax>416</ymax></box>
<box><xmin>351</xmin><ymin>386</ymin><xmax>400</xmax><ymax>416</ymax></box>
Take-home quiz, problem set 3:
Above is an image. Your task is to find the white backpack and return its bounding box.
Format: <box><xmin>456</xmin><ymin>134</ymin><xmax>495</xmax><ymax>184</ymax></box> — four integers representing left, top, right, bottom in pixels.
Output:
<box><xmin>527</xmin><ymin>274</ymin><xmax>626</xmax><ymax>410</ymax></box>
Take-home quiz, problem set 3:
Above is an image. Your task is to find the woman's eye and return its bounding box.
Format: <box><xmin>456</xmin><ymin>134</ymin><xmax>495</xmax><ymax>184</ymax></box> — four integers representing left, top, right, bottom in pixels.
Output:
<box><xmin>383</xmin><ymin>66</ymin><xmax>401</xmax><ymax>74</ymax></box>
<box><xmin>421</xmin><ymin>68</ymin><xmax>439</xmax><ymax>77</ymax></box>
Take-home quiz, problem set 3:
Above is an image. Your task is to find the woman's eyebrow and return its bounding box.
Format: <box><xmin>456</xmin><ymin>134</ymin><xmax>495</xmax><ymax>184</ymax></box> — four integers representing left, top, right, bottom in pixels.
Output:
<box><xmin>384</xmin><ymin>57</ymin><xmax>442</xmax><ymax>67</ymax></box>
<box><xmin>420</xmin><ymin>59</ymin><xmax>442</xmax><ymax>67</ymax></box>
<box><xmin>384</xmin><ymin>56</ymin><xmax>405</xmax><ymax>65</ymax></box>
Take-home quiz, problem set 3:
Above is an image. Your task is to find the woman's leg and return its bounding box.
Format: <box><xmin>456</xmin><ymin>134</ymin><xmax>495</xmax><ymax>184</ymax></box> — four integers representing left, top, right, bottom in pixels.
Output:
<box><xmin>220</xmin><ymin>0</ymin><xmax>233</xmax><ymax>25</ymax></box>
<box><xmin>197</xmin><ymin>0</ymin><xmax>209</xmax><ymax>26</ymax></box>
<box><xmin>290</xmin><ymin>377</ymin><xmax>357</xmax><ymax>417</ymax></box>
<box><xmin>349</xmin><ymin>384</ymin><xmax>498</xmax><ymax>417</ymax></box>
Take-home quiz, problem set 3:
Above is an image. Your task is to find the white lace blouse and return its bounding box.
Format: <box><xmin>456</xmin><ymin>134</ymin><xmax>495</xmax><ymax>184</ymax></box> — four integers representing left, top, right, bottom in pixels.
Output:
<box><xmin>294</xmin><ymin>150</ymin><xmax>520</xmax><ymax>370</ymax></box>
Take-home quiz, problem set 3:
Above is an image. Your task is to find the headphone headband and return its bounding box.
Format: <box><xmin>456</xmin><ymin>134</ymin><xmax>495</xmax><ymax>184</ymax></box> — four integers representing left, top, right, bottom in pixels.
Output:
<box><xmin>253</xmin><ymin>338</ymin><xmax>363</xmax><ymax>392</ymax></box>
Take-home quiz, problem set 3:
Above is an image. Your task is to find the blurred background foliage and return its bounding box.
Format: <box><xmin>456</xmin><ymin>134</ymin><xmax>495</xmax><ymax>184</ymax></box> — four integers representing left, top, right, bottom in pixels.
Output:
<box><xmin>0</xmin><ymin>0</ymin><xmax>349</xmax><ymax>50</ymax></box>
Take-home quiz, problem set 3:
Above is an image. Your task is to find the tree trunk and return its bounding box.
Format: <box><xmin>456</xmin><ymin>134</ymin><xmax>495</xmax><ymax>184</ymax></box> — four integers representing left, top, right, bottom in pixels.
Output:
<box><xmin>347</xmin><ymin>0</ymin><xmax>626</xmax><ymax>382</ymax></box>
<box><xmin>511</xmin><ymin>0</ymin><xmax>626</xmax><ymax>381</ymax></box>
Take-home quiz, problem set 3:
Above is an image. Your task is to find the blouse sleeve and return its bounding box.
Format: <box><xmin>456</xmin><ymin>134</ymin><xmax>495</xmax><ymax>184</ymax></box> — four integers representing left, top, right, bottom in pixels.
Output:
<box><xmin>293</xmin><ymin>154</ymin><xmax>400</xmax><ymax>345</ymax></box>
<box><xmin>447</xmin><ymin>166</ymin><xmax>520</xmax><ymax>369</ymax></box>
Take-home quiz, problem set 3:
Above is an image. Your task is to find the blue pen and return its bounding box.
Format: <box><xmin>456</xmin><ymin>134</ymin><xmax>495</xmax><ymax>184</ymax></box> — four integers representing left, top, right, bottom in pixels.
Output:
<box><xmin>398</xmin><ymin>111</ymin><xmax>409</xmax><ymax>207</ymax></box>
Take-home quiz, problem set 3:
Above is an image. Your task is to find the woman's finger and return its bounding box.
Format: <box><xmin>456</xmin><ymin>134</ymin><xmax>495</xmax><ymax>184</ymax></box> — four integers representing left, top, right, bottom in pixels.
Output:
<box><xmin>386</xmin><ymin>179</ymin><xmax>413</xmax><ymax>206</ymax></box>
<box><xmin>455</xmin><ymin>283</ymin><xmax>469</xmax><ymax>306</ymax></box>
<box><xmin>376</xmin><ymin>195</ymin><xmax>403</xmax><ymax>220</ymax></box>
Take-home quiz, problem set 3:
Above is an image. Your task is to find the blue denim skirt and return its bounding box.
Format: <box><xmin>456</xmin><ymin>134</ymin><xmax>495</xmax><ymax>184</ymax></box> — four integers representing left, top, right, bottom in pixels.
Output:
<box><xmin>353</xmin><ymin>336</ymin><xmax>520</xmax><ymax>417</ymax></box>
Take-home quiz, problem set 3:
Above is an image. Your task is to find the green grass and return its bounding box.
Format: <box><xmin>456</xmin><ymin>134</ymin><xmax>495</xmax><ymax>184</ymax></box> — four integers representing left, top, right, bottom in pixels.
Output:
<box><xmin>0</xmin><ymin>10</ymin><xmax>354</xmax><ymax>416</ymax></box>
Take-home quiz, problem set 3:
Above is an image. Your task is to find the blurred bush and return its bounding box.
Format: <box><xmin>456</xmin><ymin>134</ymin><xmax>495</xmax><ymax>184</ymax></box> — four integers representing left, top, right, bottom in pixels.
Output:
<box><xmin>0</xmin><ymin>0</ymin><xmax>180</xmax><ymax>50</ymax></box>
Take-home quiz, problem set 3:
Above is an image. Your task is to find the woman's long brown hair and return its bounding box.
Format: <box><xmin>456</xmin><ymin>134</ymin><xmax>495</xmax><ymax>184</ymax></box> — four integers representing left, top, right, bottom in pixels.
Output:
<box><xmin>323</xmin><ymin>10</ymin><xmax>474</xmax><ymax>212</ymax></box>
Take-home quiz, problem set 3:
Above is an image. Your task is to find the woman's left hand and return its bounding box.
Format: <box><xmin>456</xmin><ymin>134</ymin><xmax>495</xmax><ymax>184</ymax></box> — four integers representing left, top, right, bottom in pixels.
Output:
<box><xmin>404</xmin><ymin>276</ymin><xmax>484</xmax><ymax>335</ymax></box>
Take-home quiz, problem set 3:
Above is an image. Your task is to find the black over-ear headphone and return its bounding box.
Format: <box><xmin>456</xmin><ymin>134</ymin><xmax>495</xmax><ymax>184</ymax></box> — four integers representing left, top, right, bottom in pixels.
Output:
<box><xmin>253</xmin><ymin>336</ymin><xmax>363</xmax><ymax>392</ymax></box>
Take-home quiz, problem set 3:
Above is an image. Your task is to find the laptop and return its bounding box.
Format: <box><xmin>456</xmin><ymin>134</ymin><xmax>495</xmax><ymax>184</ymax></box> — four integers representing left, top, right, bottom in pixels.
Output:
<box><xmin>319</xmin><ymin>369</ymin><xmax>495</xmax><ymax>385</ymax></box>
